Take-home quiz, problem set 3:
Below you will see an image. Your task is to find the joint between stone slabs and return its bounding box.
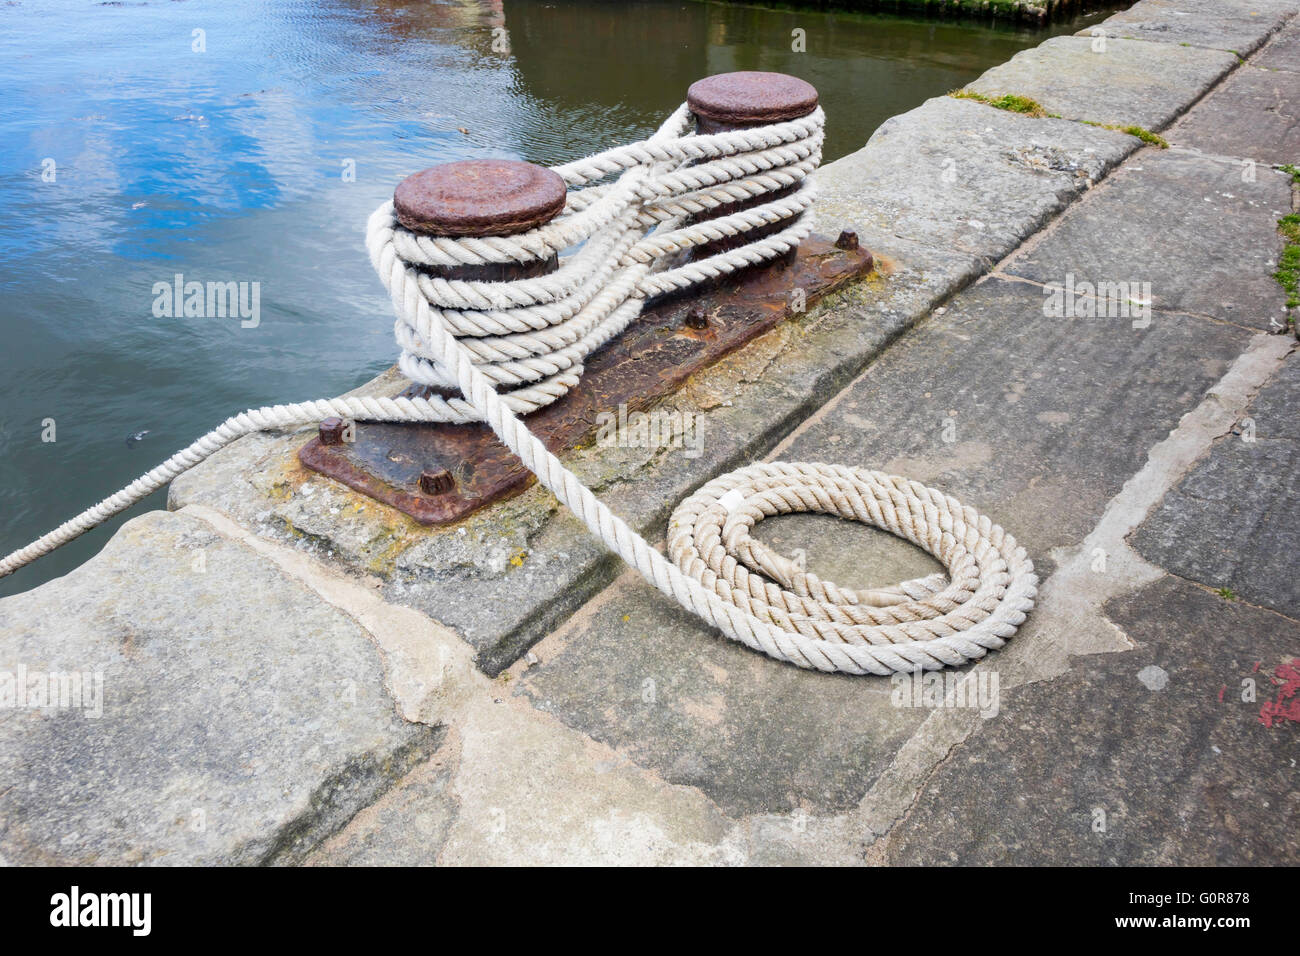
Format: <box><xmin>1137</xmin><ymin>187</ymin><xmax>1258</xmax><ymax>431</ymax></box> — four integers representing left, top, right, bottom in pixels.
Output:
<box><xmin>966</xmin><ymin>32</ymin><xmax>1246</xmax><ymax>134</ymax></box>
<box><xmin>849</xmin><ymin>330</ymin><xmax>1297</xmax><ymax>859</ymax></box>
<box><xmin>1153</xmin><ymin>568</ymin><xmax>1300</xmax><ymax>627</ymax></box>
<box><xmin>1079</xmin><ymin>2</ymin><xmax>1300</xmax><ymax>58</ymax></box>
<box><xmin>860</xmin><ymin>708</ymin><xmax>980</xmax><ymax>860</ymax></box>
<box><xmin>1080</xmin><ymin>31</ymin><xmax>1262</xmax><ymax>58</ymax></box>
<box><xmin>255</xmin><ymin>726</ymin><xmax>448</xmax><ymax>866</ymax></box>
<box><xmin>947</xmin><ymin>88</ymin><xmax>1171</xmax><ymax>148</ymax></box>
<box><xmin>182</xmin><ymin>497</ymin><xmax>778</xmax><ymax>855</ymax></box>
<box><xmin>989</xmin><ymin>271</ymin><xmax>1285</xmax><ymax>335</ymax></box>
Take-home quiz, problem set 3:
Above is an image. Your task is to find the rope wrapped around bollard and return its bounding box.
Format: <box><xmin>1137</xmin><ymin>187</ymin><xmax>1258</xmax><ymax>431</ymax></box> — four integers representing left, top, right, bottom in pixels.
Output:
<box><xmin>0</xmin><ymin>75</ymin><xmax>1037</xmax><ymax>675</ymax></box>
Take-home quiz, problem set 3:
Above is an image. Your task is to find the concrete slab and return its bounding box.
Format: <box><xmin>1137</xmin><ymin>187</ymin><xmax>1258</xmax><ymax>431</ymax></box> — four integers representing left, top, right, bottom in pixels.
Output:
<box><xmin>877</xmin><ymin>574</ymin><xmax>1300</xmax><ymax>865</ymax></box>
<box><xmin>1004</xmin><ymin>148</ymin><xmax>1293</xmax><ymax>328</ymax></box>
<box><xmin>516</xmin><ymin>277</ymin><xmax>1251</xmax><ymax>818</ymax></box>
<box><xmin>1255</xmin><ymin>14</ymin><xmax>1300</xmax><ymax>69</ymax></box>
<box><xmin>1132</xmin><ymin>353</ymin><xmax>1300</xmax><ymax>618</ymax></box>
<box><xmin>517</xmin><ymin>584</ymin><xmax>933</xmax><ymax>818</ymax></box>
<box><xmin>0</xmin><ymin>510</ymin><xmax>439</xmax><ymax>865</ymax></box>
<box><xmin>816</xmin><ymin>95</ymin><xmax>1136</xmax><ymax>262</ymax></box>
<box><xmin>967</xmin><ymin>36</ymin><xmax>1237</xmax><ymax>130</ymax></box>
<box><xmin>1080</xmin><ymin>0</ymin><xmax>1300</xmax><ymax>56</ymax></box>
<box><xmin>1168</xmin><ymin>65</ymin><xmax>1300</xmax><ymax>166</ymax></box>
<box><xmin>305</xmin><ymin>749</ymin><xmax>458</xmax><ymax>866</ymax></box>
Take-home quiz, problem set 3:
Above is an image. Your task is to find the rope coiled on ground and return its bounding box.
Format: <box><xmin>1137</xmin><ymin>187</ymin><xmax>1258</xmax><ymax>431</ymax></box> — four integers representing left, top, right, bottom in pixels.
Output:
<box><xmin>0</xmin><ymin>103</ymin><xmax>1037</xmax><ymax>674</ymax></box>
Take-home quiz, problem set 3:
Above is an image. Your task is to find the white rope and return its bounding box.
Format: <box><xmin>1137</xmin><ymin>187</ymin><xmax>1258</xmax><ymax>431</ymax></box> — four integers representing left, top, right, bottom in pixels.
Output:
<box><xmin>0</xmin><ymin>102</ymin><xmax>1037</xmax><ymax>675</ymax></box>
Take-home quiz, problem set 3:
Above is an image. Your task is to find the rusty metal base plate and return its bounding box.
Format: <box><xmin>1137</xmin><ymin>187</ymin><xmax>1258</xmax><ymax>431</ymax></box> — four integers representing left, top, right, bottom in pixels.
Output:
<box><xmin>299</xmin><ymin>235</ymin><xmax>873</xmax><ymax>525</ymax></box>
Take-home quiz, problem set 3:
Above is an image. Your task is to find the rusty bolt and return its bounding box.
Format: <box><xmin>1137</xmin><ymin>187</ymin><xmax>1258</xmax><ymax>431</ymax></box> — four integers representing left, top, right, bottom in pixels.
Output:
<box><xmin>685</xmin><ymin>307</ymin><xmax>708</xmax><ymax>329</ymax></box>
<box><xmin>835</xmin><ymin>229</ymin><xmax>859</xmax><ymax>251</ymax></box>
<box><xmin>319</xmin><ymin>417</ymin><xmax>346</xmax><ymax>446</ymax></box>
<box><xmin>418</xmin><ymin>468</ymin><xmax>455</xmax><ymax>496</ymax></box>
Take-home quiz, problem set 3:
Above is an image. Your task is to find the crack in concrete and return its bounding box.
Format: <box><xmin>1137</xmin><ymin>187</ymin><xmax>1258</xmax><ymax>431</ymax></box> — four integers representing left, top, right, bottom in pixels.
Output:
<box><xmin>1160</xmin><ymin>568</ymin><xmax>1300</xmax><ymax>626</ymax></box>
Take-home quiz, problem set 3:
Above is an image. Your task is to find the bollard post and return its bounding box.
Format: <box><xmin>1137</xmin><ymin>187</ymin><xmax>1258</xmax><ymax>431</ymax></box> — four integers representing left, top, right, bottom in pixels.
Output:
<box><xmin>687</xmin><ymin>71</ymin><xmax>819</xmax><ymax>136</ymax></box>
<box><xmin>323</xmin><ymin>159</ymin><xmax>568</xmax><ymax>495</ymax></box>
<box><xmin>393</xmin><ymin>158</ymin><xmax>567</xmax><ymax>280</ymax></box>
<box><xmin>685</xmin><ymin>71</ymin><xmax>819</xmax><ymax>258</ymax></box>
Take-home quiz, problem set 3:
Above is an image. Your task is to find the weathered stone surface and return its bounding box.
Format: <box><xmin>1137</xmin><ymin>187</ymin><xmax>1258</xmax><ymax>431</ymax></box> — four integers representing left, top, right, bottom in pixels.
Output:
<box><xmin>305</xmin><ymin>751</ymin><xmax>457</xmax><ymax>866</ymax></box>
<box><xmin>0</xmin><ymin>509</ymin><xmax>437</xmax><ymax>865</ymax></box>
<box><xmin>816</xmin><ymin>95</ymin><xmax>1136</xmax><ymax>262</ymax></box>
<box><xmin>1080</xmin><ymin>0</ymin><xmax>1299</xmax><ymax>56</ymax></box>
<box><xmin>168</xmin><ymin>507</ymin><xmax>751</xmax><ymax>867</ymax></box>
<box><xmin>1004</xmin><ymin>148</ymin><xmax>1293</xmax><ymax>328</ymax></box>
<box><xmin>1132</xmin><ymin>355</ymin><xmax>1300</xmax><ymax>618</ymax></box>
<box><xmin>517</xmin><ymin>277</ymin><xmax>1250</xmax><ymax>817</ymax></box>
<box><xmin>879</xmin><ymin>575</ymin><xmax>1300</xmax><ymax>865</ymax></box>
<box><xmin>779</xmin><ymin>278</ymin><xmax>1252</xmax><ymax>565</ymax></box>
<box><xmin>1168</xmin><ymin>66</ymin><xmax>1300</xmax><ymax>166</ymax></box>
<box><xmin>967</xmin><ymin>36</ymin><xmax>1237</xmax><ymax>131</ymax></box>
<box><xmin>518</xmin><ymin>585</ymin><xmax>932</xmax><ymax>818</ymax></box>
<box><xmin>1255</xmin><ymin>13</ymin><xmax>1300</xmax><ymax>69</ymax></box>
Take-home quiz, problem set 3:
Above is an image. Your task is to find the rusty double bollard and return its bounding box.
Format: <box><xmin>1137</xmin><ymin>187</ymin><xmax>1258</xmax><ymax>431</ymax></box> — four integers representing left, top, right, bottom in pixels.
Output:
<box><xmin>320</xmin><ymin>72</ymin><xmax>820</xmax><ymax>497</ymax></box>
<box><xmin>391</xmin><ymin>70</ymin><xmax>820</xmax><ymax>275</ymax></box>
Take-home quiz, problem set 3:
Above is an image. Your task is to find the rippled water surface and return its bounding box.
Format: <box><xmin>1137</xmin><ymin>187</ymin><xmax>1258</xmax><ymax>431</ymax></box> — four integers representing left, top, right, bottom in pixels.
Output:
<box><xmin>0</xmin><ymin>0</ymin><xmax>1116</xmax><ymax>594</ymax></box>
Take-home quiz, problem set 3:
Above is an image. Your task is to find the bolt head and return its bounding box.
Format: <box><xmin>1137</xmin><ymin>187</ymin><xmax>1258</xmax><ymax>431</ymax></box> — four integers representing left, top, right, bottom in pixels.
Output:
<box><xmin>418</xmin><ymin>468</ymin><xmax>455</xmax><ymax>496</ymax></box>
<box><xmin>319</xmin><ymin>417</ymin><xmax>346</xmax><ymax>446</ymax></box>
<box><xmin>685</xmin><ymin>307</ymin><xmax>709</xmax><ymax>329</ymax></box>
<box><xmin>835</xmin><ymin>229</ymin><xmax>859</xmax><ymax>251</ymax></box>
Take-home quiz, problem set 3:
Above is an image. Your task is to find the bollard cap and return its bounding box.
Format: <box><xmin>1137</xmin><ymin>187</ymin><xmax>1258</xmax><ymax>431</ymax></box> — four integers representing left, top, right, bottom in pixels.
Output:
<box><xmin>394</xmin><ymin>159</ymin><xmax>568</xmax><ymax>237</ymax></box>
<box><xmin>687</xmin><ymin>71</ymin><xmax>818</xmax><ymax>128</ymax></box>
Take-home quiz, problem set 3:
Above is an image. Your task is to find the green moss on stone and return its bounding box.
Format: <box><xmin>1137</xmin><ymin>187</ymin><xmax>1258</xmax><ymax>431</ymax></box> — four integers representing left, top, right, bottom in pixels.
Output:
<box><xmin>950</xmin><ymin>89</ymin><xmax>1049</xmax><ymax>117</ymax></box>
<box><xmin>1119</xmin><ymin>125</ymin><xmax>1169</xmax><ymax>148</ymax></box>
<box><xmin>951</xmin><ymin>92</ymin><xmax>1172</xmax><ymax>151</ymax></box>
<box><xmin>1079</xmin><ymin>119</ymin><xmax>1169</xmax><ymax>148</ymax></box>
<box><xmin>1274</xmin><ymin>216</ymin><xmax>1300</xmax><ymax>310</ymax></box>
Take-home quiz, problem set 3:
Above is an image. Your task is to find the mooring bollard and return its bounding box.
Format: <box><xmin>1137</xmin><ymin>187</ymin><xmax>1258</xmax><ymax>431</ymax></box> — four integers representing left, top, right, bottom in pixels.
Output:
<box><xmin>393</xmin><ymin>158</ymin><xmax>567</xmax><ymax>280</ymax></box>
<box><xmin>685</xmin><ymin>71</ymin><xmax>819</xmax><ymax>257</ymax></box>
<box><xmin>319</xmin><ymin>158</ymin><xmax>568</xmax><ymax>495</ymax></box>
<box><xmin>687</xmin><ymin>71</ymin><xmax>819</xmax><ymax>135</ymax></box>
<box><xmin>317</xmin><ymin>82</ymin><xmax>820</xmax><ymax>486</ymax></box>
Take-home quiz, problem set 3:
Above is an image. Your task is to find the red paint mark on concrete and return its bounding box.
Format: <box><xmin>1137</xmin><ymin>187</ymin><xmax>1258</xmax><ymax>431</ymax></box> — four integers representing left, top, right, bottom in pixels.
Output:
<box><xmin>1258</xmin><ymin>658</ymin><xmax>1300</xmax><ymax>728</ymax></box>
